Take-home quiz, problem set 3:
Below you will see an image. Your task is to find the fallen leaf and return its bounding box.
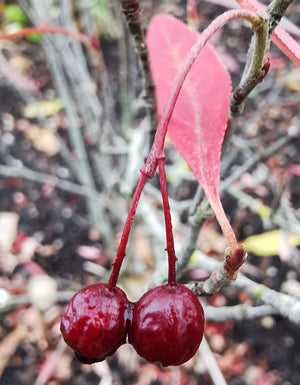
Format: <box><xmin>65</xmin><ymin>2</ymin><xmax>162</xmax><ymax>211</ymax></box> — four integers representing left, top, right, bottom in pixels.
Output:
<box><xmin>288</xmin><ymin>164</ymin><xmax>300</xmax><ymax>177</ymax></box>
<box><xmin>23</xmin><ymin>99</ymin><xmax>63</xmax><ymax>118</ymax></box>
<box><xmin>277</xmin><ymin>66</ymin><xmax>300</xmax><ymax>91</ymax></box>
<box><xmin>0</xmin><ymin>325</ymin><xmax>28</xmax><ymax>377</ymax></box>
<box><xmin>27</xmin><ymin>275</ymin><xmax>58</xmax><ymax>311</ymax></box>
<box><xmin>244</xmin><ymin>230</ymin><xmax>300</xmax><ymax>257</ymax></box>
<box><xmin>217</xmin><ymin>342</ymin><xmax>250</xmax><ymax>378</ymax></box>
<box><xmin>0</xmin><ymin>212</ymin><xmax>19</xmax><ymax>252</ymax></box>
<box><xmin>4</xmin><ymin>4</ymin><xmax>29</xmax><ymax>26</ymax></box>
<box><xmin>25</xmin><ymin>125</ymin><xmax>61</xmax><ymax>156</ymax></box>
<box><xmin>9</xmin><ymin>55</ymin><xmax>32</xmax><ymax>73</ymax></box>
<box><xmin>0</xmin><ymin>63</ymin><xmax>38</xmax><ymax>93</ymax></box>
<box><xmin>77</xmin><ymin>245</ymin><xmax>102</xmax><ymax>261</ymax></box>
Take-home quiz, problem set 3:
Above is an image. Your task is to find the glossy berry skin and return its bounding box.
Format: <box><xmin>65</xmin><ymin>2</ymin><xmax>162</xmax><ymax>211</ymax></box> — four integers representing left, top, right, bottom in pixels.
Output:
<box><xmin>60</xmin><ymin>283</ymin><xmax>131</xmax><ymax>363</ymax></box>
<box><xmin>129</xmin><ymin>284</ymin><xmax>204</xmax><ymax>366</ymax></box>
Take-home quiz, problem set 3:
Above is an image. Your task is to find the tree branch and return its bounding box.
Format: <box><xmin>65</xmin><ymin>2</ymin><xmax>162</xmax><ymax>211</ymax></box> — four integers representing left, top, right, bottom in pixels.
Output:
<box><xmin>193</xmin><ymin>251</ymin><xmax>300</xmax><ymax>325</ymax></box>
<box><xmin>120</xmin><ymin>0</ymin><xmax>158</xmax><ymax>137</ymax></box>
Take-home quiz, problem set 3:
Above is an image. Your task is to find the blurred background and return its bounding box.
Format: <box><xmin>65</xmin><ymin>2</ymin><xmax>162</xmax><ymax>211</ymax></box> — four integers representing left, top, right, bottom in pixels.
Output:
<box><xmin>0</xmin><ymin>0</ymin><xmax>300</xmax><ymax>384</ymax></box>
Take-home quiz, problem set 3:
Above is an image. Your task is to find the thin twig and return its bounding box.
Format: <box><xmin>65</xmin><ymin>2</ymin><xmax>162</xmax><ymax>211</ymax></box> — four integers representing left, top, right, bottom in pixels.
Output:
<box><xmin>193</xmin><ymin>251</ymin><xmax>300</xmax><ymax>325</ymax></box>
<box><xmin>111</xmin><ymin>0</ymin><xmax>135</xmax><ymax>136</ymax></box>
<box><xmin>198</xmin><ymin>336</ymin><xmax>228</xmax><ymax>385</ymax></box>
<box><xmin>0</xmin><ymin>164</ymin><xmax>101</xmax><ymax>199</ymax></box>
<box><xmin>120</xmin><ymin>0</ymin><xmax>158</xmax><ymax>138</ymax></box>
<box><xmin>203</xmin><ymin>303</ymin><xmax>279</xmax><ymax>322</ymax></box>
<box><xmin>0</xmin><ymin>290</ymin><xmax>76</xmax><ymax>314</ymax></box>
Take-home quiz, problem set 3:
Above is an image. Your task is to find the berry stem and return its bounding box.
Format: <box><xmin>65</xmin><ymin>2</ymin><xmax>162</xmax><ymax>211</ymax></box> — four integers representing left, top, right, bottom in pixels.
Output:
<box><xmin>158</xmin><ymin>158</ymin><xmax>177</xmax><ymax>286</ymax></box>
<box><xmin>108</xmin><ymin>171</ymin><xmax>148</xmax><ymax>289</ymax></box>
<box><xmin>108</xmin><ymin>9</ymin><xmax>265</xmax><ymax>286</ymax></box>
<box><xmin>209</xmin><ymin>195</ymin><xmax>238</xmax><ymax>249</ymax></box>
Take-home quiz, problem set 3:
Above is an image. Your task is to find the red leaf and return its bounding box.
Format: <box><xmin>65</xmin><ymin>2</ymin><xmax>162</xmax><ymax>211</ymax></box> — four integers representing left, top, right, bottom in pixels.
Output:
<box><xmin>288</xmin><ymin>164</ymin><xmax>300</xmax><ymax>177</ymax></box>
<box><xmin>272</xmin><ymin>26</ymin><xmax>300</xmax><ymax>66</ymax></box>
<box><xmin>236</xmin><ymin>0</ymin><xmax>300</xmax><ymax>66</ymax></box>
<box><xmin>147</xmin><ymin>15</ymin><xmax>237</xmax><ymax>247</ymax></box>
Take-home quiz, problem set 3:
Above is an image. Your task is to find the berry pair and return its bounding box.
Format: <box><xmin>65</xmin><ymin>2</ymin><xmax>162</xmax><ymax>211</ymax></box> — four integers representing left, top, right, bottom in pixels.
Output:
<box><xmin>60</xmin><ymin>282</ymin><xmax>204</xmax><ymax>366</ymax></box>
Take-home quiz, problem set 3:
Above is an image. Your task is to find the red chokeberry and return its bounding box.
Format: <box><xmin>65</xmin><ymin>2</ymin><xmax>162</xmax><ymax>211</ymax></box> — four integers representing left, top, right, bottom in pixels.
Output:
<box><xmin>128</xmin><ymin>284</ymin><xmax>204</xmax><ymax>366</ymax></box>
<box><xmin>60</xmin><ymin>283</ymin><xmax>131</xmax><ymax>363</ymax></box>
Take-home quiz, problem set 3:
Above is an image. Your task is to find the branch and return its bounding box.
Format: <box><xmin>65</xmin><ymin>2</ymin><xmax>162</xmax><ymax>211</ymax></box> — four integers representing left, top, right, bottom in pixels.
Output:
<box><xmin>0</xmin><ymin>164</ymin><xmax>123</xmax><ymax>226</ymax></box>
<box><xmin>203</xmin><ymin>304</ymin><xmax>279</xmax><ymax>322</ymax></box>
<box><xmin>193</xmin><ymin>251</ymin><xmax>300</xmax><ymax>325</ymax></box>
<box><xmin>176</xmin><ymin>124</ymin><xmax>299</xmax><ymax>278</ymax></box>
<box><xmin>120</xmin><ymin>0</ymin><xmax>158</xmax><ymax>136</ymax></box>
<box><xmin>0</xmin><ymin>165</ymin><xmax>99</xmax><ymax>200</ymax></box>
<box><xmin>201</xmin><ymin>245</ymin><xmax>246</xmax><ymax>293</ymax></box>
<box><xmin>229</xmin><ymin>20</ymin><xmax>269</xmax><ymax>117</ymax></box>
<box><xmin>0</xmin><ymin>289</ymin><xmax>75</xmax><ymax>314</ymax></box>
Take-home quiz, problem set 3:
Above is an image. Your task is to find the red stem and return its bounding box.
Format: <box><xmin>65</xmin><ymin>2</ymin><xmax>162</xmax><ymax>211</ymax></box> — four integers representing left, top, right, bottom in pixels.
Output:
<box><xmin>158</xmin><ymin>158</ymin><xmax>177</xmax><ymax>286</ymax></box>
<box><xmin>108</xmin><ymin>171</ymin><xmax>147</xmax><ymax>289</ymax></box>
<box><xmin>209</xmin><ymin>195</ymin><xmax>238</xmax><ymax>249</ymax></box>
<box><xmin>0</xmin><ymin>27</ymin><xmax>96</xmax><ymax>52</ymax></box>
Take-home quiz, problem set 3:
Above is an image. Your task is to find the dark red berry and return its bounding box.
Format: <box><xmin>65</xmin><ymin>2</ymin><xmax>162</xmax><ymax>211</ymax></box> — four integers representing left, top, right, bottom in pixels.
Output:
<box><xmin>60</xmin><ymin>283</ymin><xmax>131</xmax><ymax>363</ymax></box>
<box><xmin>128</xmin><ymin>284</ymin><xmax>204</xmax><ymax>366</ymax></box>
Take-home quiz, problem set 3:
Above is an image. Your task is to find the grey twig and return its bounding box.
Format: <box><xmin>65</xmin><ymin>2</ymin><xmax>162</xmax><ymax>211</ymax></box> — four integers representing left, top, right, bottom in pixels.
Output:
<box><xmin>0</xmin><ymin>164</ymin><xmax>101</xmax><ymax>199</ymax></box>
<box><xmin>0</xmin><ymin>163</ymin><xmax>123</xmax><ymax>223</ymax></box>
<box><xmin>203</xmin><ymin>303</ymin><xmax>279</xmax><ymax>322</ymax></box>
<box><xmin>0</xmin><ymin>289</ymin><xmax>76</xmax><ymax>314</ymax></box>
<box><xmin>120</xmin><ymin>0</ymin><xmax>158</xmax><ymax>138</ymax></box>
<box><xmin>194</xmin><ymin>251</ymin><xmax>300</xmax><ymax>325</ymax></box>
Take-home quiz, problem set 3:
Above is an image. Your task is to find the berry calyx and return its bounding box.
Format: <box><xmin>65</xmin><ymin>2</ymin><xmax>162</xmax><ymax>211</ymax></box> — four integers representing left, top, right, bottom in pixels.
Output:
<box><xmin>60</xmin><ymin>283</ymin><xmax>131</xmax><ymax>363</ymax></box>
<box><xmin>129</xmin><ymin>284</ymin><xmax>204</xmax><ymax>366</ymax></box>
